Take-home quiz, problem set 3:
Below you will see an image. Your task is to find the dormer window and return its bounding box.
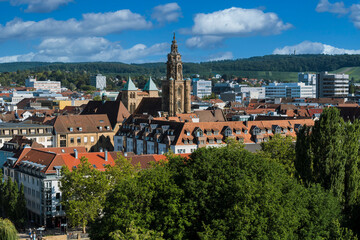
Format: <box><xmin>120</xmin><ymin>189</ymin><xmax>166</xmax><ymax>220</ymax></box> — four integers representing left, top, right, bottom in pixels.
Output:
<box><xmin>252</xmin><ymin>127</ymin><xmax>261</xmax><ymax>135</ymax></box>
<box><xmin>69</xmin><ymin>127</ymin><xmax>73</xmax><ymax>132</ymax></box>
<box><xmin>78</xmin><ymin>127</ymin><xmax>82</xmax><ymax>131</ymax></box>
<box><xmin>194</xmin><ymin>128</ymin><xmax>204</xmax><ymax>137</ymax></box>
<box><xmin>98</xmin><ymin>126</ymin><xmax>102</xmax><ymax>131</ymax></box>
<box><xmin>106</xmin><ymin>126</ymin><xmax>110</xmax><ymax>130</ymax></box>
<box><xmin>223</xmin><ymin>127</ymin><xmax>233</xmax><ymax>137</ymax></box>
<box><xmin>100</xmin><ymin>120</ymin><xmax>104</xmax><ymax>123</ymax></box>
<box><xmin>272</xmin><ymin>125</ymin><xmax>281</xmax><ymax>134</ymax></box>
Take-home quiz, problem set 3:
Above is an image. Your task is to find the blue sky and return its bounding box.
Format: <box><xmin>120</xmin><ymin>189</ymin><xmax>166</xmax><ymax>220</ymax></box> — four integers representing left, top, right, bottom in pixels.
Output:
<box><xmin>0</xmin><ymin>0</ymin><xmax>360</xmax><ymax>63</ymax></box>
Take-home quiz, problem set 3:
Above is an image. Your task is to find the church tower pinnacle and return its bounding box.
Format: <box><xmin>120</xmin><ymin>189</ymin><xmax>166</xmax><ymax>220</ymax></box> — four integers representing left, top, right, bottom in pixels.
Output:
<box><xmin>162</xmin><ymin>34</ymin><xmax>191</xmax><ymax>116</ymax></box>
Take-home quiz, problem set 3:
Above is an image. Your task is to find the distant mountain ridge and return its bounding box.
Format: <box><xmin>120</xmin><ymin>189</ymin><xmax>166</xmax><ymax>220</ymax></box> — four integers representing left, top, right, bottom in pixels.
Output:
<box><xmin>1</xmin><ymin>54</ymin><xmax>360</xmax><ymax>80</ymax></box>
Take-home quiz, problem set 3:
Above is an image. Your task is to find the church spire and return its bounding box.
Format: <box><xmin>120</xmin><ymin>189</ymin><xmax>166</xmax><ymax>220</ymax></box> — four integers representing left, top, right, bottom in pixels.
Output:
<box><xmin>171</xmin><ymin>32</ymin><xmax>178</xmax><ymax>54</ymax></box>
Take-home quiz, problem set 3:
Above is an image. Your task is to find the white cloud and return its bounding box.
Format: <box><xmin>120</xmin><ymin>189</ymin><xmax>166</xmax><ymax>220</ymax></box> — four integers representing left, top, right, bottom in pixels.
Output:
<box><xmin>186</xmin><ymin>36</ymin><xmax>223</xmax><ymax>49</ymax></box>
<box><xmin>0</xmin><ymin>10</ymin><xmax>152</xmax><ymax>41</ymax></box>
<box><xmin>0</xmin><ymin>37</ymin><xmax>169</xmax><ymax>63</ymax></box>
<box><xmin>151</xmin><ymin>2</ymin><xmax>182</xmax><ymax>23</ymax></box>
<box><xmin>208</xmin><ymin>51</ymin><xmax>233</xmax><ymax>61</ymax></box>
<box><xmin>0</xmin><ymin>0</ymin><xmax>72</xmax><ymax>13</ymax></box>
<box><xmin>191</xmin><ymin>7</ymin><xmax>292</xmax><ymax>36</ymax></box>
<box><xmin>273</xmin><ymin>41</ymin><xmax>360</xmax><ymax>55</ymax></box>
<box><xmin>350</xmin><ymin>4</ymin><xmax>360</xmax><ymax>29</ymax></box>
<box><xmin>315</xmin><ymin>0</ymin><xmax>349</xmax><ymax>14</ymax></box>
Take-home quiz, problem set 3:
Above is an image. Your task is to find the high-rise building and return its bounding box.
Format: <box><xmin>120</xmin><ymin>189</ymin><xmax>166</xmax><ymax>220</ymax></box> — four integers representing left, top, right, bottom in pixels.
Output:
<box><xmin>317</xmin><ymin>72</ymin><xmax>349</xmax><ymax>98</ymax></box>
<box><xmin>266</xmin><ymin>82</ymin><xmax>316</xmax><ymax>98</ymax></box>
<box><xmin>193</xmin><ymin>80</ymin><xmax>212</xmax><ymax>98</ymax></box>
<box><xmin>90</xmin><ymin>74</ymin><xmax>106</xmax><ymax>90</ymax></box>
<box><xmin>161</xmin><ymin>34</ymin><xmax>191</xmax><ymax>116</ymax></box>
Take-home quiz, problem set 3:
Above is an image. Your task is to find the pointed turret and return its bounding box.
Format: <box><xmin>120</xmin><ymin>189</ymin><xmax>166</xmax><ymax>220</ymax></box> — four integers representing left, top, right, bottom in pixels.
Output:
<box><xmin>143</xmin><ymin>76</ymin><xmax>159</xmax><ymax>97</ymax></box>
<box><xmin>122</xmin><ymin>76</ymin><xmax>137</xmax><ymax>91</ymax></box>
<box><xmin>170</xmin><ymin>32</ymin><xmax>178</xmax><ymax>54</ymax></box>
<box><xmin>143</xmin><ymin>76</ymin><xmax>158</xmax><ymax>91</ymax></box>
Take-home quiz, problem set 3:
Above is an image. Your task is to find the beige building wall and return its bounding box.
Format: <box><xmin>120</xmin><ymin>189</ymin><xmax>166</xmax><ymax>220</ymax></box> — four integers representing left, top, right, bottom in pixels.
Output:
<box><xmin>56</xmin><ymin>100</ymin><xmax>90</xmax><ymax>110</ymax></box>
<box><xmin>56</xmin><ymin>132</ymin><xmax>115</xmax><ymax>151</ymax></box>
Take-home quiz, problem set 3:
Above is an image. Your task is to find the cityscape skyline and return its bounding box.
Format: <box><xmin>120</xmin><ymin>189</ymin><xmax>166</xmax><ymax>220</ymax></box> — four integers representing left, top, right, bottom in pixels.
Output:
<box><xmin>0</xmin><ymin>0</ymin><xmax>360</xmax><ymax>63</ymax></box>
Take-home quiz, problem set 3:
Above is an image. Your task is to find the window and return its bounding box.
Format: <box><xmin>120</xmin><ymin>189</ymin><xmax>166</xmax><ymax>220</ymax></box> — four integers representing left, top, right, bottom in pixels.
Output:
<box><xmin>22</xmin><ymin>129</ymin><xmax>27</xmax><ymax>134</ymax></box>
<box><xmin>70</xmin><ymin>138</ymin><xmax>74</xmax><ymax>143</ymax></box>
<box><xmin>91</xmin><ymin>136</ymin><xmax>95</xmax><ymax>143</ymax></box>
<box><xmin>13</xmin><ymin>129</ymin><xmax>18</xmax><ymax>134</ymax></box>
<box><xmin>84</xmin><ymin>137</ymin><xmax>88</xmax><ymax>143</ymax></box>
<box><xmin>78</xmin><ymin>127</ymin><xmax>82</xmax><ymax>131</ymax></box>
<box><xmin>4</xmin><ymin>130</ymin><xmax>9</xmax><ymax>135</ymax></box>
<box><xmin>56</xmin><ymin>193</ymin><xmax>60</xmax><ymax>199</ymax></box>
<box><xmin>253</xmin><ymin>127</ymin><xmax>261</xmax><ymax>135</ymax></box>
<box><xmin>38</xmin><ymin>129</ymin><xmax>44</xmax><ymax>134</ymax></box>
<box><xmin>30</xmin><ymin>129</ymin><xmax>35</xmax><ymax>134</ymax></box>
<box><xmin>69</xmin><ymin>127</ymin><xmax>73</xmax><ymax>132</ymax></box>
<box><xmin>77</xmin><ymin>137</ymin><xmax>81</xmax><ymax>144</ymax></box>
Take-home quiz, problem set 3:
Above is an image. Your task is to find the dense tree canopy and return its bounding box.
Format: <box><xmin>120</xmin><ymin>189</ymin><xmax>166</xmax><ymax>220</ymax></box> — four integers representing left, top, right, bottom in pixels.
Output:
<box><xmin>0</xmin><ymin>174</ymin><xmax>27</xmax><ymax>229</ymax></box>
<box><xmin>295</xmin><ymin>107</ymin><xmax>360</xmax><ymax>235</ymax></box>
<box><xmin>88</xmin><ymin>142</ymin><xmax>348</xmax><ymax>240</ymax></box>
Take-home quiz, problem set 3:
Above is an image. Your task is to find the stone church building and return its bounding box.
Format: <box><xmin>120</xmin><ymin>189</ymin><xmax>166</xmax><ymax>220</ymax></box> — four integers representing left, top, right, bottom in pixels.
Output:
<box><xmin>119</xmin><ymin>34</ymin><xmax>191</xmax><ymax>117</ymax></box>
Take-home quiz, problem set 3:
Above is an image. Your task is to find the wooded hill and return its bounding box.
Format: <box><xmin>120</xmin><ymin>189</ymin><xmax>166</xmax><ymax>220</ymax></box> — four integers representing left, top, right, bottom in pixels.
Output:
<box><xmin>1</xmin><ymin>54</ymin><xmax>360</xmax><ymax>89</ymax></box>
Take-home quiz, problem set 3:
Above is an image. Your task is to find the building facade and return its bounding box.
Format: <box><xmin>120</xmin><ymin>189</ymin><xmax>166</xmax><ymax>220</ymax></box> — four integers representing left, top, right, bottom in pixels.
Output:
<box><xmin>161</xmin><ymin>34</ymin><xmax>191</xmax><ymax>116</ymax></box>
<box><xmin>193</xmin><ymin>80</ymin><xmax>212</xmax><ymax>98</ymax></box>
<box><xmin>25</xmin><ymin>77</ymin><xmax>61</xmax><ymax>93</ymax></box>
<box><xmin>90</xmin><ymin>74</ymin><xmax>107</xmax><ymax>90</ymax></box>
<box><xmin>53</xmin><ymin>114</ymin><xmax>115</xmax><ymax>151</ymax></box>
<box><xmin>317</xmin><ymin>72</ymin><xmax>349</xmax><ymax>98</ymax></box>
<box><xmin>0</xmin><ymin>122</ymin><xmax>54</xmax><ymax>148</ymax></box>
<box><xmin>266</xmin><ymin>82</ymin><xmax>316</xmax><ymax>98</ymax></box>
<box><xmin>114</xmin><ymin>118</ymin><xmax>314</xmax><ymax>155</ymax></box>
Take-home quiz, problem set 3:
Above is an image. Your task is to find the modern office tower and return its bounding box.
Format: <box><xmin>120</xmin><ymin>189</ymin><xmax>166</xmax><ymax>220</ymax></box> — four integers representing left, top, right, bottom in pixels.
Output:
<box><xmin>90</xmin><ymin>74</ymin><xmax>107</xmax><ymax>90</ymax></box>
<box><xmin>316</xmin><ymin>72</ymin><xmax>349</xmax><ymax>98</ymax></box>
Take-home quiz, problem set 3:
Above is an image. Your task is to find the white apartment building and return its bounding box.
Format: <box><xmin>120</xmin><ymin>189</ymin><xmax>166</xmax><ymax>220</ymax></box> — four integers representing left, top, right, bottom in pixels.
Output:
<box><xmin>192</xmin><ymin>80</ymin><xmax>212</xmax><ymax>98</ymax></box>
<box><xmin>266</xmin><ymin>82</ymin><xmax>316</xmax><ymax>98</ymax></box>
<box><xmin>25</xmin><ymin>77</ymin><xmax>61</xmax><ymax>93</ymax></box>
<box><xmin>317</xmin><ymin>72</ymin><xmax>349</xmax><ymax>98</ymax></box>
<box><xmin>237</xmin><ymin>87</ymin><xmax>266</xmax><ymax>99</ymax></box>
<box><xmin>90</xmin><ymin>74</ymin><xmax>107</xmax><ymax>90</ymax></box>
<box><xmin>3</xmin><ymin>147</ymin><xmax>113</xmax><ymax>227</ymax></box>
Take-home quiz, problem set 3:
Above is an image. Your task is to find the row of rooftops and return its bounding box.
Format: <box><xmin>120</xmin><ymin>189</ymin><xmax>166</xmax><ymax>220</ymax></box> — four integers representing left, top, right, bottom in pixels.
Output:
<box><xmin>116</xmin><ymin>118</ymin><xmax>315</xmax><ymax>146</ymax></box>
<box><xmin>4</xmin><ymin>146</ymin><xmax>189</xmax><ymax>177</ymax></box>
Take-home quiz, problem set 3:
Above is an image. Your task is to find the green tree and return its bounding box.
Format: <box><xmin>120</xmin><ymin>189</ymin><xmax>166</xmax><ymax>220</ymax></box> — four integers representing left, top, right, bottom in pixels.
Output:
<box><xmin>296</xmin><ymin>107</ymin><xmax>346</xmax><ymax>201</ymax></box>
<box><xmin>93</xmin><ymin>95</ymin><xmax>102</xmax><ymax>101</ymax></box>
<box><xmin>3</xmin><ymin>179</ymin><xmax>19</xmax><ymax>221</ymax></box>
<box><xmin>92</xmin><ymin>143</ymin><xmax>345</xmax><ymax>240</ymax></box>
<box><xmin>14</xmin><ymin>184</ymin><xmax>27</xmax><ymax>228</ymax></box>
<box><xmin>61</xmin><ymin>157</ymin><xmax>110</xmax><ymax>233</ymax></box>
<box><xmin>295</xmin><ymin>108</ymin><xmax>360</xmax><ymax>235</ymax></box>
<box><xmin>0</xmin><ymin>218</ymin><xmax>18</xmax><ymax>240</ymax></box>
<box><xmin>0</xmin><ymin>171</ymin><xmax>4</xmax><ymax>218</ymax></box>
<box><xmin>260</xmin><ymin>134</ymin><xmax>296</xmax><ymax>176</ymax></box>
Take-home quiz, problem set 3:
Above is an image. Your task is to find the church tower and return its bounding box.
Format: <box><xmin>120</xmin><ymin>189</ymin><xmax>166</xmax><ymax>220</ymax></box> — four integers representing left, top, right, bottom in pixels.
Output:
<box><xmin>162</xmin><ymin>34</ymin><xmax>191</xmax><ymax>116</ymax></box>
<box><xmin>121</xmin><ymin>76</ymin><xmax>138</xmax><ymax>114</ymax></box>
